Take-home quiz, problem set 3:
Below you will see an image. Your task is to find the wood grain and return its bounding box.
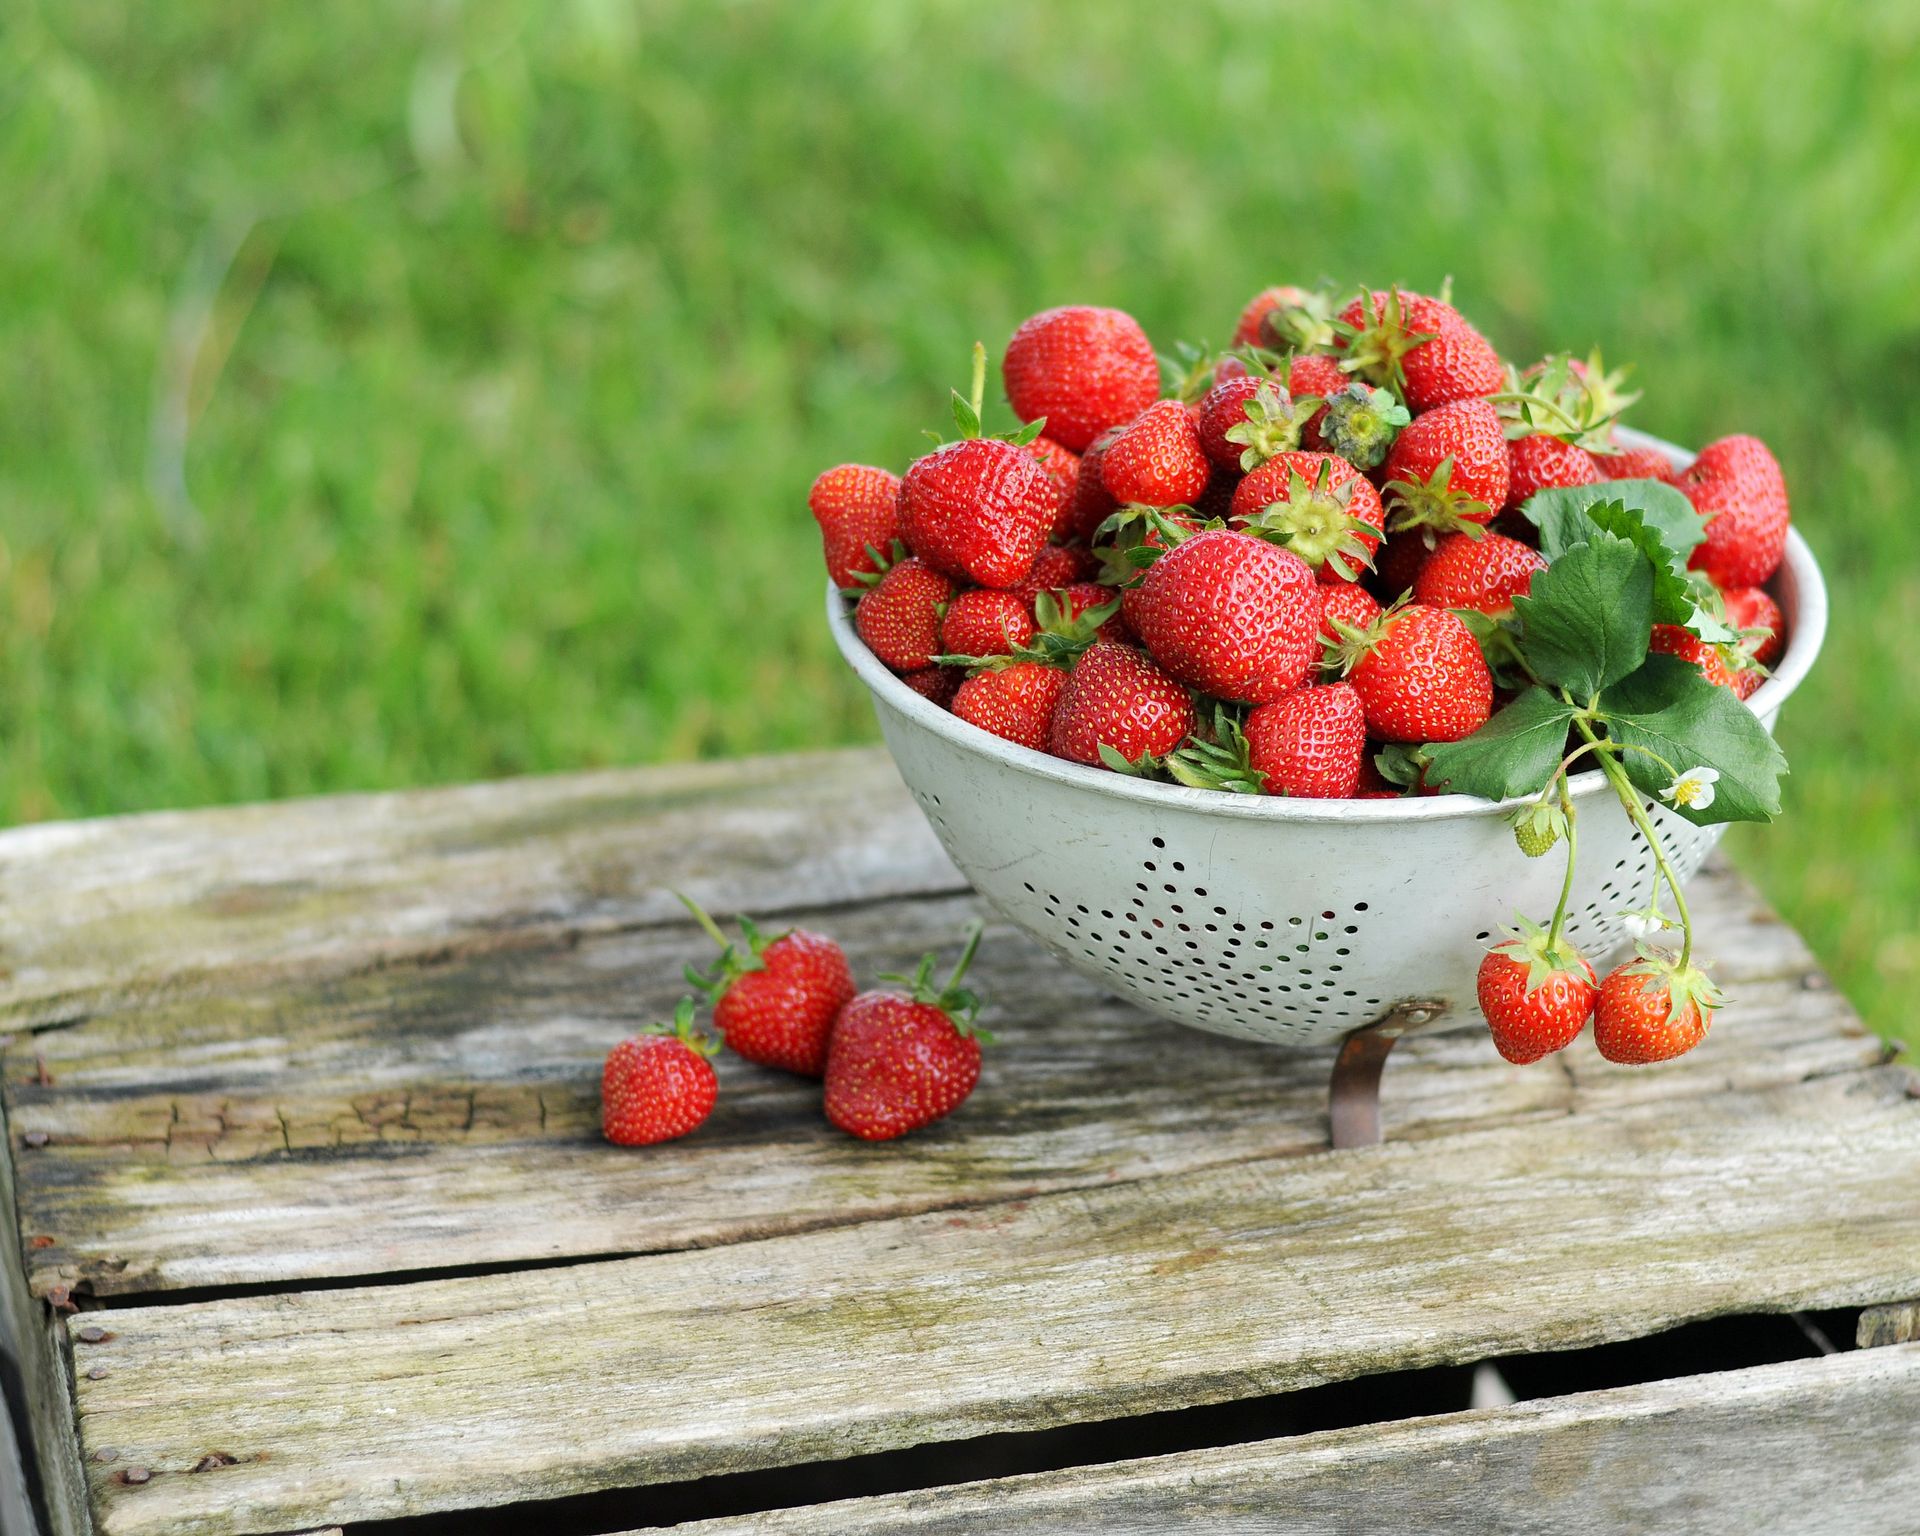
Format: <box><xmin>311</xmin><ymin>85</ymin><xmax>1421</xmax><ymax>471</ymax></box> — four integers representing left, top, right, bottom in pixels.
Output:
<box><xmin>662</xmin><ymin>1345</ymin><xmax>1920</xmax><ymax>1535</ymax></box>
<box><xmin>69</xmin><ymin>1070</ymin><xmax>1920</xmax><ymax>1536</ymax></box>
<box><xmin>1858</xmin><ymin>1299</ymin><xmax>1920</xmax><ymax>1349</ymax></box>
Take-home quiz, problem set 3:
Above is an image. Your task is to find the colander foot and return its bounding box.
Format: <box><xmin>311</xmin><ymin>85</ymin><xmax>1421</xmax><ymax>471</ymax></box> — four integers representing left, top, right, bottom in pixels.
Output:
<box><xmin>1328</xmin><ymin>1000</ymin><xmax>1447</xmax><ymax>1149</ymax></box>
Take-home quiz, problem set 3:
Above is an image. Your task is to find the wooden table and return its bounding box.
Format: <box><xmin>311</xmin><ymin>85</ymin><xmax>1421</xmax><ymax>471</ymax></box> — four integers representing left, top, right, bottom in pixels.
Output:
<box><xmin>2</xmin><ymin>747</ymin><xmax>1917</xmax><ymax>1536</ymax></box>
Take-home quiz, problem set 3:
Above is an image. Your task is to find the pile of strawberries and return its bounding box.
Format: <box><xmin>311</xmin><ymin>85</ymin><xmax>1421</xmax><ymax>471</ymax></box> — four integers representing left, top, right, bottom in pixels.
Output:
<box><xmin>601</xmin><ymin>901</ymin><xmax>987</xmax><ymax>1147</ymax></box>
<box><xmin>811</xmin><ymin>285</ymin><xmax>1789</xmax><ymax>800</ymax></box>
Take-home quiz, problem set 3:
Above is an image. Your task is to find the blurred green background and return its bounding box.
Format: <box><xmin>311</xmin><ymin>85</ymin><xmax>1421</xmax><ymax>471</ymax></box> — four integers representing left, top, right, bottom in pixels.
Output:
<box><xmin>2</xmin><ymin>0</ymin><xmax>1916</xmax><ymax>1043</ymax></box>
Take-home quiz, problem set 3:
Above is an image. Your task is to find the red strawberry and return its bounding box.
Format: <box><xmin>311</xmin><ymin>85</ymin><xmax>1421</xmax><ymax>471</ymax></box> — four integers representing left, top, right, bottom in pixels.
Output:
<box><xmin>602</xmin><ymin>1000</ymin><xmax>720</xmax><ymax>1146</ymax></box>
<box><xmin>1197</xmin><ymin>376</ymin><xmax>1329</xmax><ymax>474</ymax></box>
<box><xmin>1317</xmin><ymin>581</ymin><xmax>1382</xmax><ymax>645</ymax></box>
<box><xmin>952</xmin><ymin>661</ymin><xmax>1071</xmax><ymax>751</ymax></box>
<box><xmin>1003</xmin><ymin>306</ymin><xmax>1160</xmax><ymax>452</ymax></box>
<box><xmin>1331</xmin><ymin>601</ymin><xmax>1493</xmax><ymax>743</ymax></box>
<box><xmin>1593</xmin><ymin>955</ymin><xmax>1719</xmax><ymax>1064</ymax></box>
<box><xmin>1231</xmin><ymin>451</ymin><xmax>1386</xmax><ymax>582</ymax></box>
<box><xmin>1679</xmin><ymin>435</ymin><xmax>1791</xmax><ymax>588</ymax></box>
<box><xmin>1476</xmin><ymin>920</ymin><xmax>1598</xmax><ymax>1064</ymax></box>
<box><xmin>825</xmin><ymin>924</ymin><xmax>989</xmax><ymax>1140</ymax></box>
<box><xmin>1650</xmin><ymin>623</ymin><xmax>1738</xmax><ymax>692</ymax></box>
<box><xmin>809</xmin><ymin>464</ymin><xmax>904</xmax><ymax>589</ymax></box>
<box><xmin>1284</xmin><ymin>352</ymin><xmax>1351</xmax><ymax>411</ymax></box>
<box><xmin>1723</xmin><ymin>585</ymin><xmax>1784</xmax><ymax>667</ymax></box>
<box><xmin>1027</xmin><ymin>435</ymin><xmax>1081</xmax><ymax>495</ymax></box>
<box><xmin>855</xmin><ymin>558</ymin><xmax>954</xmax><ymax>671</ymax></box>
<box><xmin>1100</xmin><ymin>399</ymin><xmax>1210</xmax><ymax>507</ymax></box>
<box><xmin>1049</xmin><ymin>640</ymin><xmax>1196</xmax><ymax>768</ymax></box>
<box><xmin>681</xmin><ymin>899</ymin><xmax>856</xmax><ymax>1077</ymax></box>
<box><xmin>1596</xmin><ymin>444</ymin><xmax>1677</xmax><ymax>483</ymax></box>
<box><xmin>1059</xmin><ymin>423</ymin><xmax>1125</xmax><ymax>542</ymax></box>
<box><xmin>939</xmin><ymin>588</ymin><xmax>1038</xmax><ymax>658</ymax></box>
<box><xmin>1382</xmin><ymin>398</ymin><xmax>1510</xmax><ymax>535</ymax></box>
<box><xmin>1335</xmin><ymin>288</ymin><xmax>1502</xmax><ymax>413</ymax></box>
<box><xmin>899</xmin><ymin>666</ymin><xmax>961</xmax><ymax>706</ymax></box>
<box><xmin>1245</xmin><ymin>684</ymin><xmax>1367</xmax><ymax>798</ymax></box>
<box><xmin>1196</xmin><ymin>375</ymin><xmax>1268</xmax><ymax>467</ymax></box>
<box><xmin>1015</xmin><ymin>542</ymin><xmax>1099</xmax><ymax>599</ymax></box>
<box><xmin>1505</xmin><ymin>433</ymin><xmax>1602</xmax><ymax>513</ymax></box>
<box><xmin>899</xmin><ymin>436</ymin><xmax>1060</xmax><ymax>589</ymax></box>
<box><xmin>1413</xmin><ymin>531</ymin><xmax>1546</xmax><ymax>614</ymax></box>
<box><xmin>1130</xmin><ymin>528</ymin><xmax>1321</xmax><ymax>704</ymax></box>
<box><xmin>1233</xmin><ymin>284</ymin><xmax>1314</xmax><ymax>347</ymax></box>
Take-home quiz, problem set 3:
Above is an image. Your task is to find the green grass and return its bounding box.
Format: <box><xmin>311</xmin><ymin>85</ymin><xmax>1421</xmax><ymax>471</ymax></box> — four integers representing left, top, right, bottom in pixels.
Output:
<box><xmin>3</xmin><ymin>0</ymin><xmax>1919</xmax><ymax>1043</ymax></box>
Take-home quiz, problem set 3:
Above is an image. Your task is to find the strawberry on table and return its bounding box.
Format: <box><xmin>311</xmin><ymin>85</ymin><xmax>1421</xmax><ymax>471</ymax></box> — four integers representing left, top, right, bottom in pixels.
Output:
<box><xmin>1048</xmin><ymin>640</ymin><xmax>1196</xmax><ymax>770</ymax></box>
<box><xmin>1413</xmin><ymin>531</ymin><xmax>1546</xmax><ymax>615</ymax></box>
<box><xmin>1328</xmin><ymin>599</ymin><xmax>1493</xmax><ymax>743</ymax></box>
<box><xmin>1230</xmin><ymin>451</ymin><xmax>1386</xmax><ymax>582</ymax></box>
<box><xmin>602</xmin><ymin>999</ymin><xmax>721</xmax><ymax>1146</ymax></box>
<box><xmin>825</xmin><ymin>923</ymin><xmax>991</xmax><ymax>1141</ymax></box>
<box><xmin>1381</xmin><ymin>397</ymin><xmax>1511</xmax><ymax>536</ymax></box>
<box><xmin>1679</xmin><ymin>434</ymin><xmax>1791</xmax><ymax>588</ymax></box>
<box><xmin>855</xmin><ymin>557</ymin><xmax>954</xmax><ymax>672</ymax></box>
<box><xmin>1100</xmin><ymin>399</ymin><xmax>1211</xmax><ymax>507</ymax></box>
<box><xmin>809</xmin><ymin>464</ymin><xmax>904</xmax><ymax>590</ymax></box>
<box><xmin>1003</xmin><ymin>305</ymin><xmax>1160</xmax><ymax>452</ymax></box>
<box><xmin>680</xmin><ymin>898</ymin><xmax>856</xmax><ymax>1077</ymax></box>
<box><xmin>1593</xmin><ymin>955</ymin><xmax>1721</xmax><ymax>1064</ymax></box>
<box><xmin>1476</xmin><ymin>918</ymin><xmax>1598</xmax><ymax>1064</ymax></box>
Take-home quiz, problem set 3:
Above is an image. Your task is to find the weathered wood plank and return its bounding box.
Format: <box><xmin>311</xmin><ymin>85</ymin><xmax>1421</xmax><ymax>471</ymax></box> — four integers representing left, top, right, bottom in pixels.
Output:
<box><xmin>6</xmin><ymin>864</ymin><xmax>1879</xmax><ymax>1301</ymax></box>
<box><xmin>0</xmin><ymin>752</ymin><xmax>961</xmax><ymax>1030</ymax></box>
<box><xmin>663</xmin><ymin>1344</ymin><xmax>1920</xmax><ymax>1535</ymax></box>
<box><xmin>1858</xmin><ymin>1299</ymin><xmax>1920</xmax><ymax>1349</ymax></box>
<box><xmin>68</xmin><ymin>1070</ymin><xmax>1920</xmax><ymax>1536</ymax></box>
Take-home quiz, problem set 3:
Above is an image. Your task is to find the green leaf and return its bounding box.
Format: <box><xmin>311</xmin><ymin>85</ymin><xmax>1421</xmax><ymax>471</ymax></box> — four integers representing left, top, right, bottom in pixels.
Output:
<box><xmin>1422</xmin><ymin>687</ymin><xmax>1578</xmax><ymax>800</ymax></box>
<box><xmin>950</xmin><ymin>388</ymin><xmax>982</xmax><ymax>440</ymax></box>
<box><xmin>1581</xmin><ymin>500</ymin><xmax>1709</xmax><ymax>631</ymax></box>
<box><xmin>1511</xmin><ymin>535</ymin><xmax>1653</xmax><ymax>697</ymax></box>
<box><xmin>1525</xmin><ymin>479</ymin><xmax>1705</xmax><ymax>562</ymax></box>
<box><xmin>1600</xmin><ymin>653</ymin><xmax>1787</xmax><ymax>825</ymax></box>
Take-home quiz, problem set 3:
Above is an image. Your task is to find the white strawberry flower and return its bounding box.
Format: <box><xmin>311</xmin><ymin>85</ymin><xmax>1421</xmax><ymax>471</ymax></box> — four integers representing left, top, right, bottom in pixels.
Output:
<box><xmin>1618</xmin><ymin>910</ymin><xmax>1673</xmax><ymax>940</ymax></box>
<box><xmin>1660</xmin><ymin>765</ymin><xmax>1720</xmax><ymax>811</ymax></box>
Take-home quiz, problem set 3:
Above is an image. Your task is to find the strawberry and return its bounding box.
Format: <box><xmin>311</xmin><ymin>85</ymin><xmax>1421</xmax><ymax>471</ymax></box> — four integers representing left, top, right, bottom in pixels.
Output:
<box><xmin>1309</xmin><ymin>381</ymin><xmax>1410</xmax><ymax>470</ymax></box>
<box><xmin>1596</xmin><ymin>444</ymin><xmax>1677</xmax><ymax>483</ymax></box>
<box><xmin>899</xmin><ymin>666</ymin><xmax>961</xmax><ymax>706</ymax></box>
<box><xmin>952</xmin><ymin>661</ymin><xmax>1071</xmax><ymax>751</ymax></box>
<box><xmin>1100</xmin><ymin>399</ymin><xmax>1211</xmax><ymax>507</ymax></box>
<box><xmin>825</xmin><ymin>924</ymin><xmax>989</xmax><ymax>1141</ymax></box>
<box><xmin>1049</xmin><ymin>640</ymin><xmax>1196</xmax><ymax>769</ymax></box>
<box><xmin>1723</xmin><ymin>585</ymin><xmax>1784</xmax><ymax>668</ymax></box>
<box><xmin>1317</xmin><ymin>580</ymin><xmax>1382</xmax><ymax>645</ymax></box>
<box><xmin>1233</xmin><ymin>284</ymin><xmax>1335</xmax><ymax>350</ymax></box>
<box><xmin>940</xmin><ymin>588</ymin><xmax>1038</xmax><ymax>658</ymax></box>
<box><xmin>1199</xmin><ymin>376</ymin><xmax>1329</xmax><ymax>473</ymax></box>
<box><xmin>1329</xmin><ymin>600</ymin><xmax>1493</xmax><ymax>743</ymax></box>
<box><xmin>1015</xmin><ymin>542</ymin><xmax>1099</xmax><ymax>599</ymax></box>
<box><xmin>1649</xmin><ymin>623</ymin><xmax>1738</xmax><ymax>692</ymax></box>
<box><xmin>1196</xmin><ymin>375</ymin><xmax>1269</xmax><ymax>467</ymax></box>
<box><xmin>1505</xmin><ymin>433</ymin><xmax>1602</xmax><ymax>513</ymax></box>
<box><xmin>1381</xmin><ymin>398</ymin><xmax>1511</xmax><ymax>535</ymax></box>
<box><xmin>602</xmin><ymin>999</ymin><xmax>720</xmax><ymax>1146</ymax></box>
<box><xmin>808</xmin><ymin>464</ymin><xmax>904</xmax><ymax>589</ymax></box>
<box><xmin>1129</xmin><ymin>528</ymin><xmax>1321</xmax><ymax>704</ymax></box>
<box><xmin>855</xmin><ymin>557</ymin><xmax>954</xmax><ymax>672</ymax></box>
<box><xmin>681</xmin><ymin>898</ymin><xmax>856</xmax><ymax>1077</ymax></box>
<box><xmin>1476</xmin><ymin>919</ymin><xmax>1598</xmax><ymax>1064</ymax></box>
<box><xmin>1003</xmin><ymin>306</ymin><xmax>1160</xmax><ymax>452</ymax></box>
<box><xmin>1059</xmin><ymin>423</ymin><xmax>1125</xmax><ymax>542</ymax></box>
<box><xmin>1335</xmin><ymin>288</ymin><xmax>1503</xmax><ymax>413</ymax></box>
<box><xmin>1413</xmin><ymin>531</ymin><xmax>1546</xmax><ymax>615</ymax></box>
<box><xmin>1230</xmin><ymin>451</ymin><xmax>1386</xmax><ymax>581</ymax></box>
<box><xmin>899</xmin><ymin>436</ymin><xmax>1059</xmax><ymax>589</ymax></box>
<box><xmin>1593</xmin><ymin>954</ymin><xmax>1720</xmax><ymax>1064</ymax></box>
<box><xmin>1245</xmin><ymin>683</ymin><xmax>1368</xmax><ymax>798</ymax></box>
<box><xmin>1679</xmin><ymin>434</ymin><xmax>1791</xmax><ymax>588</ymax></box>
<box><xmin>1027</xmin><ymin>435</ymin><xmax>1081</xmax><ymax>495</ymax></box>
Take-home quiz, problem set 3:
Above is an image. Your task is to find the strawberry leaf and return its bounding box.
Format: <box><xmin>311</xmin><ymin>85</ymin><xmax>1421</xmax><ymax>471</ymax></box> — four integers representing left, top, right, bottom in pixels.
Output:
<box><xmin>1599</xmin><ymin>653</ymin><xmax>1787</xmax><ymax>824</ymax></box>
<box><xmin>1422</xmin><ymin>687</ymin><xmax>1579</xmax><ymax>800</ymax></box>
<box><xmin>1511</xmin><ymin>535</ymin><xmax>1653</xmax><ymax>698</ymax></box>
<box><xmin>1524</xmin><ymin>480</ymin><xmax>1705</xmax><ymax>563</ymax></box>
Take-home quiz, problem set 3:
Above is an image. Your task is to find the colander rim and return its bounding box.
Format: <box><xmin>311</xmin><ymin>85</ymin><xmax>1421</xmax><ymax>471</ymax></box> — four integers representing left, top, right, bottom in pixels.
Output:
<box><xmin>827</xmin><ymin>427</ymin><xmax>1827</xmax><ymax>825</ymax></box>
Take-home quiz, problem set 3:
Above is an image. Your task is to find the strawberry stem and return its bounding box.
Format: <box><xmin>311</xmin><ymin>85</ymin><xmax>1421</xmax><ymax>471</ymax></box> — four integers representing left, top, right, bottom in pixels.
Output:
<box><xmin>945</xmin><ymin>919</ymin><xmax>984</xmax><ymax>993</ymax></box>
<box><xmin>1576</xmin><ymin>716</ymin><xmax>1696</xmax><ymax>968</ymax></box>
<box><xmin>1545</xmin><ymin>782</ymin><xmax>1579</xmax><ymax>950</ymax></box>
<box><xmin>968</xmin><ymin>341</ymin><xmax>987</xmax><ymax>427</ymax></box>
<box><xmin>676</xmin><ymin>890</ymin><xmax>734</xmax><ymax>954</ymax></box>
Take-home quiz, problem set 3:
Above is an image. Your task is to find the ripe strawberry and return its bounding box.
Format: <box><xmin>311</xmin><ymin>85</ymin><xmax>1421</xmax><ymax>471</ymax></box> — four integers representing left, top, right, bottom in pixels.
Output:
<box><xmin>1413</xmin><ymin>531</ymin><xmax>1546</xmax><ymax>614</ymax></box>
<box><xmin>1003</xmin><ymin>306</ymin><xmax>1160</xmax><ymax>452</ymax></box>
<box><xmin>1381</xmin><ymin>398</ymin><xmax>1510</xmax><ymax>535</ymax></box>
<box><xmin>1027</xmin><ymin>435</ymin><xmax>1081</xmax><ymax>495</ymax></box>
<box><xmin>1330</xmin><ymin>600</ymin><xmax>1493</xmax><ymax>743</ymax></box>
<box><xmin>1593</xmin><ymin>955</ymin><xmax>1720</xmax><ymax>1064</ymax></box>
<box><xmin>1015</xmin><ymin>542</ymin><xmax>1099</xmax><ymax>599</ymax></box>
<box><xmin>1335</xmin><ymin>288</ymin><xmax>1503</xmax><ymax>413</ymax></box>
<box><xmin>1049</xmin><ymin>640</ymin><xmax>1196</xmax><ymax>769</ymax></box>
<box><xmin>1650</xmin><ymin>623</ymin><xmax>1738</xmax><ymax>692</ymax></box>
<box><xmin>899</xmin><ymin>436</ymin><xmax>1060</xmax><ymax>589</ymax></box>
<box><xmin>1679</xmin><ymin>435</ymin><xmax>1791</xmax><ymax>588</ymax></box>
<box><xmin>602</xmin><ymin>1000</ymin><xmax>720</xmax><ymax>1146</ymax></box>
<box><xmin>1196</xmin><ymin>375</ymin><xmax>1268</xmax><ymax>467</ymax></box>
<box><xmin>809</xmin><ymin>464</ymin><xmax>904</xmax><ymax>589</ymax></box>
<box><xmin>681</xmin><ymin>898</ymin><xmax>856</xmax><ymax>1077</ymax></box>
<box><xmin>1230</xmin><ymin>451</ymin><xmax>1386</xmax><ymax>581</ymax></box>
<box><xmin>952</xmin><ymin>661</ymin><xmax>1071</xmax><ymax>751</ymax></box>
<box><xmin>1245</xmin><ymin>684</ymin><xmax>1367</xmax><ymax>798</ymax></box>
<box><xmin>1596</xmin><ymin>444</ymin><xmax>1677</xmax><ymax>483</ymax></box>
<box><xmin>899</xmin><ymin>666</ymin><xmax>960</xmax><ymax>706</ymax></box>
<box><xmin>939</xmin><ymin>588</ymin><xmax>1038</xmax><ymax>658</ymax></box>
<box><xmin>1476</xmin><ymin>919</ymin><xmax>1598</xmax><ymax>1064</ymax></box>
<box><xmin>1059</xmin><ymin>423</ymin><xmax>1125</xmax><ymax>542</ymax></box>
<box><xmin>1284</xmin><ymin>352</ymin><xmax>1351</xmax><ymax>410</ymax></box>
<box><xmin>1317</xmin><ymin>580</ymin><xmax>1382</xmax><ymax>645</ymax></box>
<box><xmin>855</xmin><ymin>558</ymin><xmax>954</xmax><ymax>672</ymax></box>
<box><xmin>1723</xmin><ymin>585</ymin><xmax>1784</xmax><ymax>667</ymax></box>
<box><xmin>1233</xmin><ymin>284</ymin><xmax>1325</xmax><ymax>348</ymax></box>
<box><xmin>1309</xmin><ymin>381</ymin><xmax>1410</xmax><ymax>469</ymax></box>
<box><xmin>1505</xmin><ymin>433</ymin><xmax>1602</xmax><ymax>513</ymax></box>
<box><xmin>1100</xmin><ymin>399</ymin><xmax>1210</xmax><ymax>507</ymax></box>
<box><xmin>825</xmin><ymin>924</ymin><xmax>989</xmax><ymax>1141</ymax></box>
<box><xmin>1130</xmin><ymin>528</ymin><xmax>1321</xmax><ymax>704</ymax></box>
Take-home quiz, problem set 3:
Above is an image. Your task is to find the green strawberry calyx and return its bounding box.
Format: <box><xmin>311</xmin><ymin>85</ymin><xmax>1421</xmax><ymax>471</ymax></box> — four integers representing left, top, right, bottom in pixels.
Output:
<box><xmin>939</xmin><ymin>342</ymin><xmax>1048</xmax><ymax>448</ymax></box>
<box><xmin>1615</xmin><ymin>950</ymin><xmax>1726</xmax><ymax>1027</ymax></box>
<box><xmin>1491</xmin><ymin>351</ymin><xmax>1639</xmax><ymax>450</ymax></box>
<box><xmin>1329</xmin><ymin>285</ymin><xmax>1436</xmax><ymax>394</ymax></box>
<box><xmin>1489</xmin><ymin>913</ymin><xmax>1592</xmax><ymax>997</ymax></box>
<box><xmin>876</xmin><ymin>920</ymin><xmax>990</xmax><ymax>1037</ymax></box>
<box><xmin>678</xmin><ymin>891</ymin><xmax>780</xmax><ymax>999</ymax></box>
<box><xmin>1384</xmin><ymin>453</ymin><xmax>1494</xmax><ymax>538</ymax></box>
<box><xmin>1223</xmin><ymin>381</ymin><xmax>1321</xmax><ymax>471</ymax></box>
<box><xmin>1239</xmin><ymin>459</ymin><xmax>1380</xmax><ymax>580</ymax></box>
<box><xmin>1322</xmin><ymin>592</ymin><xmax>1409</xmax><ymax>677</ymax></box>
<box><xmin>1315</xmin><ymin>382</ymin><xmax>1410</xmax><ymax>470</ymax></box>
<box><xmin>638</xmin><ymin>997</ymin><xmax>723</xmax><ymax>1057</ymax></box>
<box><xmin>1165</xmin><ymin>704</ymin><xmax>1265</xmax><ymax>795</ymax></box>
<box><xmin>1259</xmin><ymin>287</ymin><xmax>1341</xmax><ymax>353</ymax></box>
<box><xmin>935</xmin><ymin>589</ymin><xmax>1122</xmax><ymax>674</ymax></box>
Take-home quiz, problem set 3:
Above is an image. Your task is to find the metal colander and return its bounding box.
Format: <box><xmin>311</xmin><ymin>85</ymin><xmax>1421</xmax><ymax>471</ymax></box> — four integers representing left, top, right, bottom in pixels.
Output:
<box><xmin>829</xmin><ymin>430</ymin><xmax>1827</xmax><ymax>1047</ymax></box>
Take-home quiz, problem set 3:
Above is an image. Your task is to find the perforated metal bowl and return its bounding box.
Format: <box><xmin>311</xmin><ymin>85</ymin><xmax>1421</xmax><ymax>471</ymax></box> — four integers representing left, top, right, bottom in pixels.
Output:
<box><xmin>829</xmin><ymin>429</ymin><xmax>1826</xmax><ymax>1047</ymax></box>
